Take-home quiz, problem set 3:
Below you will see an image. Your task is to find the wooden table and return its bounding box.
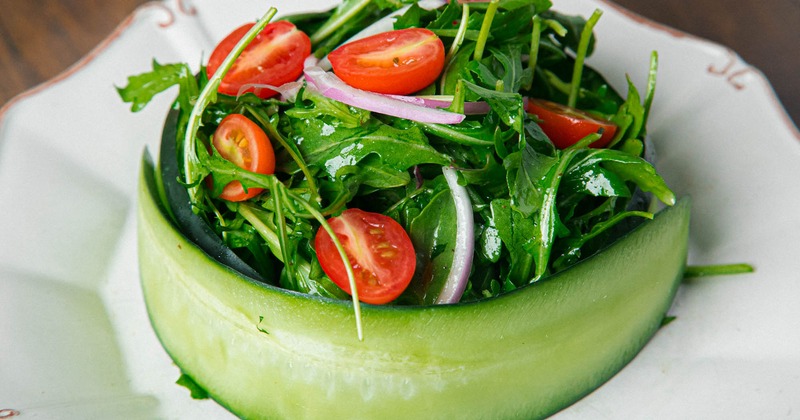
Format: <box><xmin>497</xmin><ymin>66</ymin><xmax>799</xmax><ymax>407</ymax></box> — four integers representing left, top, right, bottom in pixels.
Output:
<box><xmin>1</xmin><ymin>0</ymin><xmax>798</xmax><ymax>126</ymax></box>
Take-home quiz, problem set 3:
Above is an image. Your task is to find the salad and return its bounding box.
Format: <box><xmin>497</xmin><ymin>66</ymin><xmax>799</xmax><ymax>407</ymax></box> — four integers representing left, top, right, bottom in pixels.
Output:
<box><xmin>120</xmin><ymin>0</ymin><xmax>672</xmax><ymax>311</ymax></box>
<box><xmin>121</xmin><ymin>0</ymin><xmax>690</xmax><ymax>417</ymax></box>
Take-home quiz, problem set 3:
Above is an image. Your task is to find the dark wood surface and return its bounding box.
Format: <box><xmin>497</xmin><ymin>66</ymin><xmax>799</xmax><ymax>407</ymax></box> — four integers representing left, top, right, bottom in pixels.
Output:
<box><xmin>1</xmin><ymin>0</ymin><xmax>798</xmax><ymax>126</ymax></box>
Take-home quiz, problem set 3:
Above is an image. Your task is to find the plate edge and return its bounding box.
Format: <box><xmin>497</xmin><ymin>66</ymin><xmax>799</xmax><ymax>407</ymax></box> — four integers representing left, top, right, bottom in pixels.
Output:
<box><xmin>595</xmin><ymin>0</ymin><xmax>800</xmax><ymax>141</ymax></box>
<box><xmin>0</xmin><ymin>0</ymin><xmax>194</xmax><ymax>126</ymax></box>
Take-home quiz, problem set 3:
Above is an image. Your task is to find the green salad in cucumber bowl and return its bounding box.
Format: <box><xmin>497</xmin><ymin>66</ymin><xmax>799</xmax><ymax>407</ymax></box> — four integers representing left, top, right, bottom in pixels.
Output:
<box><xmin>118</xmin><ymin>0</ymin><xmax>690</xmax><ymax>418</ymax></box>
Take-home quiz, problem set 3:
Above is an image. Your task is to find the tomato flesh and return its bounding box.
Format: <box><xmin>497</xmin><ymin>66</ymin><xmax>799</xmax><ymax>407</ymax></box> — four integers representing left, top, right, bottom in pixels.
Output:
<box><xmin>328</xmin><ymin>28</ymin><xmax>445</xmax><ymax>95</ymax></box>
<box><xmin>210</xmin><ymin>114</ymin><xmax>275</xmax><ymax>202</ymax></box>
<box><xmin>526</xmin><ymin>98</ymin><xmax>618</xmax><ymax>149</ymax></box>
<box><xmin>315</xmin><ymin>209</ymin><xmax>416</xmax><ymax>304</ymax></box>
<box><xmin>207</xmin><ymin>21</ymin><xmax>310</xmax><ymax>99</ymax></box>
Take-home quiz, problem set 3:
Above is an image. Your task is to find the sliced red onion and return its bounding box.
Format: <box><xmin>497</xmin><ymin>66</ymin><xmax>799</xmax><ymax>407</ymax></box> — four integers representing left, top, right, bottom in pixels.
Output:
<box><xmin>303</xmin><ymin>55</ymin><xmax>319</xmax><ymax>69</ymax></box>
<box><xmin>317</xmin><ymin>0</ymin><xmax>448</xmax><ymax>70</ymax></box>
<box><xmin>236</xmin><ymin>80</ymin><xmax>303</xmax><ymax>102</ymax></box>
<box><xmin>304</xmin><ymin>66</ymin><xmax>466</xmax><ymax>124</ymax></box>
<box><xmin>414</xmin><ymin>165</ymin><xmax>424</xmax><ymax>189</ymax></box>
<box><xmin>387</xmin><ymin>95</ymin><xmax>492</xmax><ymax>115</ymax></box>
<box><xmin>436</xmin><ymin>166</ymin><xmax>474</xmax><ymax>304</ymax></box>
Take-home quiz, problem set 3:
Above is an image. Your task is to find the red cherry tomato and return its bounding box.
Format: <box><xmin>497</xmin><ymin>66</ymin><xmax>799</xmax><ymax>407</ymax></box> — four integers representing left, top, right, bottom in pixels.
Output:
<box><xmin>207</xmin><ymin>21</ymin><xmax>310</xmax><ymax>99</ymax></box>
<box><xmin>210</xmin><ymin>114</ymin><xmax>275</xmax><ymax>202</ymax></box>
<box><xmin>526</xmin><ymin>98</ymin><xmax>618</xmax><ymax>149</ymax></box>
<box><xmin>328</xmin><ymin>28</ymin><xmax>445</xmax><ymax>95</ymax></box>
<box><xmin>314</xmin><ymin>209</ymin><xmax>416</xmax><ymax>305</ymax></box>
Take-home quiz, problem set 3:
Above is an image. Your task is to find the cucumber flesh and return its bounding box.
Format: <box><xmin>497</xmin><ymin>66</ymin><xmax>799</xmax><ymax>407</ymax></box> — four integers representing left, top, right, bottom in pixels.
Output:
<box><xmin>138</xmin><ymin>154</ymin><xmax>690</xmax><ymax>419</ymax></box>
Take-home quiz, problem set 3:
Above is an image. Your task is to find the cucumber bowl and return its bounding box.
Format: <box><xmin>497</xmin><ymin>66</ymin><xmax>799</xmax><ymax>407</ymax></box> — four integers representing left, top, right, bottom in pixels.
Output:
<box><xmin>138</xmin><ymin>141</ymin><xmax>690</xmax><ymax>419</ymax></box>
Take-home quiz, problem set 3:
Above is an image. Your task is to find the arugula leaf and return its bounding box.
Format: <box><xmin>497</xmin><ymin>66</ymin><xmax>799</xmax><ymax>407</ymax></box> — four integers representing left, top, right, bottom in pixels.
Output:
<box><xmin>498</xmin><ymin>0</ymin><xmax>552</xmax><ymax>12</ymax></box>
<box><xmin>406</xmin><ymin>185</ymin><xmax>458</xmax><ymax>305</ymax></box>
<box><xmin>561</xmin><ymin>149</ymin><xmax>632</xmax><ymax>199</ymax></box>
<box><xmin>462</xmin><ymin>80</ymin><xmax>526</xmax><ymax>134</ymax></box>
<box><xmin>560</xmin><ymin>147</ymin><xmax>674</xmax><ymax>207</ymax></box>
<box><xmin>116</xmin><ymin>60</ymin><xmax>197</xmax><ymax>112</ymax></box>
<box><xmin>285</xmin><ymin>118</ymin><xmax>450</xmax><ymax>178</ymax></box>
<box><xmin>285</xmin><ymin>87</ymin><xmax>370</xmax><ymax>128</ymax></box>
<box><xmin>490</xmin><ymin>199</ymin><xmax>536</xmax><ymax>285</ymax></box>
<box><xmin>551</xmin><ymin>210</ymin><xmax>653</xmax><ymax>271</ymax></box>
<box><xmin>609</xmin><ymin>75</ymin><xmax>646</xmax><ymax>146</ymax></box>
<box><xmin>336</xmin><ymin>153</ymin><xmax>411</xmax><ymax>190</ymax></box>
<box><xmin>466</xmin><ymin>44</ymin><xmax>532</xmax><ymax>94</ymax></box>
<box><xmin>540</xmin><ymin>11</ymin><xmax>595</xmax><ymax>56</ymax></box>
<box><xmin>504</xmin><ymin>142</ymin><xmax>557</xmax><ymax>217</ymax></box>
<box><xmin>176</xmin><ymin>373</ymin><xmax>209</xmax><ymax>400</ymax></box>
<box><xmin>393</xmin><ymin>2</ymin><xmax>430</xmax><ymax>29</ymax></box>
<box><xmin>440</xmin><ymin>43</ymin><xmax>477</xmax><ymax>95</ymax></box>
<box><xmin>600</xmin><ymin>152</ymin><xmax>675</xmax><ymax>206</ymax></box>
<box><xmin>427</xmin><ymin>1</ymin><xmax>470</xmax><ymax>32</ymax></box>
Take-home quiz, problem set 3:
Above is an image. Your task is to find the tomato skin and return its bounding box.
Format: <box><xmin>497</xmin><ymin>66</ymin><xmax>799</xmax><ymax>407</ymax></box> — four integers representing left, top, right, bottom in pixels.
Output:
<box><xmin>526</xmin><ymin>99</ymin><xmax>618</xmax><ymax>149</ymax></box>
<box><xmin>314</xmin><ymin>209</ymin><xmax>416</xmax><ymax>305</ymax></box>
<box><xmin>328</xmin><ymin>28</ymin><xmax>445</xmax><ymax>95</ymax></box>
<box><xmin>210</xmin><ymin>114</ymin><xmax>275</xmax><ymax>202</ymax></box>
<box><xmin>207</xmin><ymin>21</ymin><xmax>310</xmax><ymax>99</ymax></box>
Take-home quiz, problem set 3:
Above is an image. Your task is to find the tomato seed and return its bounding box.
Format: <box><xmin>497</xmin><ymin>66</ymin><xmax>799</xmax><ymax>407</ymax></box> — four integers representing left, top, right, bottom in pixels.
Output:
<box><xmin>380</xmin><ymin>250</ymin><xmax>397</xmax><ymax>259</ymax></box>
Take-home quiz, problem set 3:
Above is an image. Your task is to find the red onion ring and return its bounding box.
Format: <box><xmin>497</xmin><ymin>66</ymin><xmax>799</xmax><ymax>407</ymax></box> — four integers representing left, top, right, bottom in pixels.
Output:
<box><xmin>304</xmin><ymin>66</ymin><xmax>466</xmax><ymax>124</ymax></box>
<box><xmin>436</xmin><ymin>166</ymin><xmax>475</xmax><ymax>304</ymax></box>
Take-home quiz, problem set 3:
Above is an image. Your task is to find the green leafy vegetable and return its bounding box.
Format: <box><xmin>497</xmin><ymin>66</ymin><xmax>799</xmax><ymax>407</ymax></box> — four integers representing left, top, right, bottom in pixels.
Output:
<box><xmin>119</xmin><ymin>0</ymin><xmax>677</xmax><ymax>308</ymax></box>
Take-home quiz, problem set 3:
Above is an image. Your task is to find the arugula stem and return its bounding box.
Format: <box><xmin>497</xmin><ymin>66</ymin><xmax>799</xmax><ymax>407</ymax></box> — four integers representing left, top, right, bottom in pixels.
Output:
<box><xmin>542</xmin><ymin>70</ymin><xmax>573</xmax><ymax>96</ymax></box>
<box><xmin>384</xmin><ymin>187</ymin><xmax>428</xmax><ymax>217</ymax></box>
<box><xmin>684</xmin><ymin>264</ymin><xmax>754</xmax><ymax>279</ymax></box>
<box><xmin>283</xmin><ymin>188</ymin><xmax>364</xmax><ymax>341</ymax></box>
<box><xmin>439</xmin><ymin>3</ymin><xmax>470</xmax><ymax>95</ymax></box>
<box><xmin>417</xmin><ymin>122</ymin><xmax>494</xmax><ymax>147</ymax></box>
<box><xmin>565</xmin><ymin>131</ymin><xmax>603</xmax><ymax>152</ymax></box>
<box><xmin>642</xmin><ymin>51</ymin><xmax>659</xmax><ymax>128</ymax></box>
<box><xmin>567</xmin><ymin>9</ymin><xmax>602</xmax><ymax>108</ymax></box>
<box><xmin>543</xmin><ymin>18</ymin><xmax>568</xmax><ymax>37</ymax></box>
<box><xmin>473</xmin><ymin>0</ymin><xmax>499</xmax><ymax>61</ymax></box>
<box><xmin>525</xmin><ymin>15</ymin><xmax>542</xmax><ymax>91</ymax></box>
<box><xmin>309</xmin><ymin>0</ymin><xmax>371</xmax><ymax>45</ymax></box>
<box><xmin>183</xmin><ymin>8</ymin><xmax>277</xmax><ymax>206</ymax></box>
<box><xmin>445</xmin><ymin>4</ymin><xmax>470</xmax><ymax>64</ymax></box>
<box><xmin>205</xmin><ymin>194</ymin><xmax>228</xmax><ymax>239</ymax></box>
<box><xmin>269</xmin><ymin>177</ymin><xmax>296</xmax><ymax>288</ymax></box>
<box><xmin>238</xmin><ymin>203</ymin><xmax>283</xmax><ymax>261</ymax></box>
<box><xmin>447</xmin><ymin>79</ymin><xmax>467</xmax><ymax>114</ymax></box>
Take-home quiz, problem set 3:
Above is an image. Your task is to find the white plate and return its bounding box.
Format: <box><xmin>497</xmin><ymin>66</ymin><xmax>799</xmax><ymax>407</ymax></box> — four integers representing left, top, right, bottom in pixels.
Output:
<box><xmin>2</xmin><ymin>0</ymin><xmax>798</xmax><ymax>418</ymax></box>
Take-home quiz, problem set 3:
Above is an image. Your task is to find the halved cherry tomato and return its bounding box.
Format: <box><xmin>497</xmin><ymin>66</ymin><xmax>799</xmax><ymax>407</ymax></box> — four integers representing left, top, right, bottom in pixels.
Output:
<box><xmin>207</xmin><ymin>21</ymin><xmax>310</xmax><ymax>99</ymax></box>
<box><xmin>328</xmin><ymin>28</ymin><xmax>445</xmax><ymax>95</ymax></box>
<box><xmin>526</xmin><ymin>98</ymin><xmax>618</xmax><ymax>149</ymax></box>
<box><xmin>314</xmin><ymin>208</ymin><xmax>416</xmax><ymax>305</ymax></box>
<box><xmin>210</xmin><ymin>114</ymin><xmax>275</xmax><ymax>202</ymax></box>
